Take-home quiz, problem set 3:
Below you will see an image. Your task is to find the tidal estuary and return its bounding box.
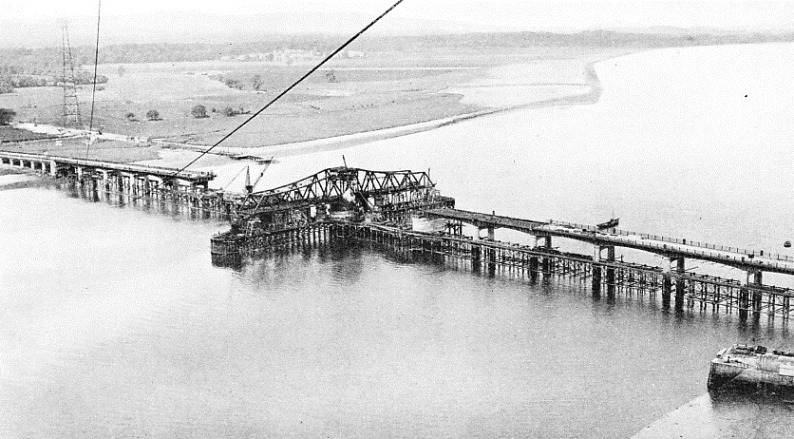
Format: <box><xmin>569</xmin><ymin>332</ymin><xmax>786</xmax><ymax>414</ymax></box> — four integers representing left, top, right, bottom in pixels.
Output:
<box><xmin>2</xmin><ymin>43</ymin><xmax>794</xmax><ymax>438</ymax></box>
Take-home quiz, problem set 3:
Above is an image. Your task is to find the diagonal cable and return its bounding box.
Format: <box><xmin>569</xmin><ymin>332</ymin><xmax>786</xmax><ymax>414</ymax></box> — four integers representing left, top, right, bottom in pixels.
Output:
<box><xmin>170</xmin><ymin>0</ymin><xmax>406</xmax><ymax>178</ymax></box>
<box><xmin>85</xmin><ymin>0</ymin><xmax>102</xmax><ymax>158</ymax></box>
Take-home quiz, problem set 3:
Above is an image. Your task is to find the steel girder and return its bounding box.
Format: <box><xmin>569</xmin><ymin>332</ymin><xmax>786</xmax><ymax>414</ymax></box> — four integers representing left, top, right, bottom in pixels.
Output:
<box><xmin>237</xmin><ymin>167</ymin><xmax>436</xmax><ymax>214</ymax></box>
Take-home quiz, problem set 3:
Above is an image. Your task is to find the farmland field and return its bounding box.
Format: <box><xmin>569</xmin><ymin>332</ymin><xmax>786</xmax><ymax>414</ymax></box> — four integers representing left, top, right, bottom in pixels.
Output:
<box><xmin>1</xmin><ymin>46</ymin><xmax>622</xmax><ymax>149</ymax></box>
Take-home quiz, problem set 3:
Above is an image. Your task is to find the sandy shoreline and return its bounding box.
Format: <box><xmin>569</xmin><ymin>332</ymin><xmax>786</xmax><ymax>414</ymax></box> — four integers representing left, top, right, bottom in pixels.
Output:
<box><xmin>172</xmin><ymin>52</ymin><xmax>626</xmax><ymax>160</ymax></box>
<box><xmin>0</xmin><ymin>49</ymin><xmax>629</xmax><ymax>174</ymax></box>
<box><xmin>0</xmin><ymin>50</ymin><xmax>630</xmax><ymax>166</ymax></box>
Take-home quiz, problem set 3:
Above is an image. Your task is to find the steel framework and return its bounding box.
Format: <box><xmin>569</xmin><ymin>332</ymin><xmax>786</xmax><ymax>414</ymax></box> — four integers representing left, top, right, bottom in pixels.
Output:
<box><xmin>238</xmin><ymin>167</ymin><xmax>438</xmax><ymax>214</ymax></box>
<box><xmin>60</xmin><ymin>23</ymin><xmax>83</xmax><ymax>128</ymax></box>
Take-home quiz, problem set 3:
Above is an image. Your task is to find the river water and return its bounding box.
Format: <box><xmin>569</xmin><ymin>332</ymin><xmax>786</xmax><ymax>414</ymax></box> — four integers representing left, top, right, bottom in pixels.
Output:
<box><xmin>3</xmin><ymin>43</ymin><xmax>794</xmax><ymax>438</ymax></box>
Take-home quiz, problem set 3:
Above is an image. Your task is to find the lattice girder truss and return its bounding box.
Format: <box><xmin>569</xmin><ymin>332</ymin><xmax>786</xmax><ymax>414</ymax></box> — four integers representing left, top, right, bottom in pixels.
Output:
<box><xmin>237</xmin><ymin>167</ymin><xmax>437</xmax><ymax>214</ymax></box>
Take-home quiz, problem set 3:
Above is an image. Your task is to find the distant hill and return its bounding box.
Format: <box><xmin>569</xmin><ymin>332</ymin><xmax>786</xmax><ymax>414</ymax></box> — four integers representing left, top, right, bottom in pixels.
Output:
<box><xmin>2</xmin><ymin>29</ymin><xmax>794</xmax><ymax>78</ymax></box>
<box><xmin>6</xmin><ymin>10</ymin><xmax>794</xmax><ymax>49</ymax></box>
<box><xmin>0</xmin><ymin>12</ymin><xmax>519</xmax><ymax>49</ymax></box>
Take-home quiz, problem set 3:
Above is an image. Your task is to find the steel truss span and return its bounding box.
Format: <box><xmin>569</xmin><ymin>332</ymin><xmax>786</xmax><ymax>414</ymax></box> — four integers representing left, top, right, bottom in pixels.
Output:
<box><xmin>238</xmin><ymin>167</ymin><xmax>438</xmax><ymax>213</ymax></box>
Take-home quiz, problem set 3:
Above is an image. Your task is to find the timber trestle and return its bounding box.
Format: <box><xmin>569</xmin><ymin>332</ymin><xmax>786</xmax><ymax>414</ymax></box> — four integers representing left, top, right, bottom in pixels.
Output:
<box><xmin>69</xmin><ymin>173</ymin><xmax>239</xmax><ymax>217</ymax></box>
<box><xmin>1</xmin><ymin>149</ymin><xmax>243</xmax><ymax>216</ymax></box>
<box><xmin>340</xmin><ymin>224</ymin><xmax>794</xmax><ymax>320</ymax></box>
<box><xmin>213</xmin><ymin>220</ymin><xmax>794</xmax><ymax>321</ymax></box>
<box><xmin>13</xmin><ymin>157</ymin><xmax>788</xmax><ymax>323</ymax></box>
<box><xmin>208</xmin><ymin>166</ymin><xmax>794</xmax><ymax>324</ymax></box>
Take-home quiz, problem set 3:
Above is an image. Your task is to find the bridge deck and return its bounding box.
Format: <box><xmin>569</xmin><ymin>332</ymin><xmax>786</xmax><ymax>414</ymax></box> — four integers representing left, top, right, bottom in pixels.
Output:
<box><xmin>426</xmin><ymin>208</ymin><xmax>794</xmax><ymax>276</ymax></box>
<box><xmin>425</xmin><ymin>208</ymin><xmax>546</xmax><ymax>233</ymax></box>
<box><xmin>0</xmin><ymin>150</ymin><xmax>214</xmax><ymax>183</ymax></box>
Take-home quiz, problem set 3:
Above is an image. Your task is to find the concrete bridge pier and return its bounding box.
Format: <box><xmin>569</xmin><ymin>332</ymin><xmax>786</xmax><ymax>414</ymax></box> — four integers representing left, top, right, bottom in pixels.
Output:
<box><xmin>672</xmin><ymin>257</ymin><xmax>686</xmax><ymax>311</ymax></box>
<box><xmin>537</xmin><ymin>235</ymin><xmax>552</xmax><ymax>275</ymax></box>
<box><xmin>149</xmin><ymin>176</ymin><xmax>164</xmax><ymax>196</ymax></box>
<box><xmin>738</xmin><ymin>287</ymin><xmax>749</xmax><ymax>321</ymax></box>
<box><xmin>528</xmin><ymin>256</ymin><xmax>539</xmax><ymax>283</ymax></box>
<box><xmin>592</xmin><ymin>265</ymin><xmax>602</xmax><ymax>298</ymax></box>
<box><xmin>112</xmin><ymin>171</ymin><xmax>123</xmax><ymax>192</ymax></box>
<box><xmin>471</xmin><ymin>245</ymin><xmax>482</xmax><ymax>272</ymax></box>
<box><xmin>604</xmin><ymin>246</ymin><xmax>616</xmax><ymax>299</ymax></box>
<box><xmin>475</xmin><ymin>225</ymin><xmax>495</xmax><ymax>241</ymax></box>
<box><xmin>592</xmin><ymin>245</ymin><xmax>615</xmax><ymax>298</ymax></box>
<box><xmin>473</xmin><ymin>230</ymin><xmax>496</xmax><ymax>274</ymax></box>
<box><xmin>660</xmin><ymin>257</ymin><xmax>685</xmax><ymax>310</ymax></box>
<box><xmin>135</xmin><ymin>175</ymin><xmax>149</xmax><ymax>196</ymax></box>
<box><xmin>119</xmin><ymin>172</ymin><xmax>133</xmax><ymax>193</ymax></box>
<box><xmin>487</xmin><ymin>247</ymin><xmax>497</xmax><ymax>275</ymax></box>
<box><xmin>76</xmin><ymin>166</ymin><xmax>96</xmax><ymax>187</ymax></box>
<box><xmin>662</xmin><ymin>275</ymin><xmax>672</xmax><ymax>309</ymax></box>
<box><xmin>132</xmin><ymin>174</ymin><xmax>142</xmax><ymax>194</ymax></box>
<box><xmin>98</xmin><ymin>170</ymin><xmax>110</xmax><ymax>190</ymax></box>
<box><xmin>745</xmin><ymin>270</ymin><xmax>764</xmax><ymax>320</ymax></box>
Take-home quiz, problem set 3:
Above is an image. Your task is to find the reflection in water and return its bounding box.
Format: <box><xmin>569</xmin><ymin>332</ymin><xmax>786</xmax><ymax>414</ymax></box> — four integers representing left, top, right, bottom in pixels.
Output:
<box><xmin>4</xmin><ymin>184</ymin><xmax>794</xmax><ymax>439</ymax></box>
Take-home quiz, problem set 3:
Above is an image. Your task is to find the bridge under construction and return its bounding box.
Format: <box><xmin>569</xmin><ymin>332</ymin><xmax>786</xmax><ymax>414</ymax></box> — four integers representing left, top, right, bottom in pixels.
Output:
<box><xmin>0</xmin><ymin>150</ymin><xmax>245</xmax><ymax>214</ymax></box>
<box><xmin>210</xmin><ymin>166</ymin><xmax>794</xmax><ymax>322</ymax></box>
<box><xmin>4</xmin><ymin>151</ymin><xmax>791</xmax><ymax>321</ymax></box>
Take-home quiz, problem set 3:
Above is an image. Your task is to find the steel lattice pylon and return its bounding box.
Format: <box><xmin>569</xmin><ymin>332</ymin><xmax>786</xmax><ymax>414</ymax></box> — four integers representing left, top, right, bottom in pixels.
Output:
<box><xmin>61</xmin><ymin>22</ymin><xmax>83</xmax><ymax>129</ymax></box>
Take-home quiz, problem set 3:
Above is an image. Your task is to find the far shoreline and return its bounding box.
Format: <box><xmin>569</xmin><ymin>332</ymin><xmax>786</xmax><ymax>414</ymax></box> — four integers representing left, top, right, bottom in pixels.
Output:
<box><xmin>163</xmin><ymin>50</ymin><xmax>632</xmax><ymax>161</ymax></box>
<box><xmin>1</xmin><ymin>47</ymin><xmax>635</xmax><ymax>167</ymax></box>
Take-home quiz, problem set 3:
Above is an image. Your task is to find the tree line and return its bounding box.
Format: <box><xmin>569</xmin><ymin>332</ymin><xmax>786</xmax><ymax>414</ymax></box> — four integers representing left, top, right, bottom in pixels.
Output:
<box><xmin>0</xmin><ymin>36</ymin><xmax>341</xmax><ymax>70</ymax></box>
<box><xmin>3</xmin><ymin>30</ymin><xmax>793</xmax><ymax>73</ymax></box>
<box><xmin>0</xmin><ymin>71</ymin><xmax>108</xmax><ymax>92</ymax></box>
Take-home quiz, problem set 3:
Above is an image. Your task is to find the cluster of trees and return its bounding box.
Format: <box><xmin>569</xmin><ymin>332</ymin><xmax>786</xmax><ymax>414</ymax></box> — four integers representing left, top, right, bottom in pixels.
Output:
<box><xmin>125</xmin><ymin>106</ymin><xmax>251</xmax><ymax>121</ymax></box>
<box><xmin>0</xmin><ymin>71</ymin><xmax>109</xmax><ymax>94</ymax></box>
<box><xmin>191</xmin><ymin>105</ymin><xmax>208</xmax><ymax>119</ymax></box>
<box><xmin>2</xmin><ymin>75</ymin><xmax>51</xmax><ymax>88</ymax></box>
<box><xmin>0</xmin><ymin>50</ymin><xmax>109</xmax><ymax>94</ymax></box>
<box><xmin>0</xmin><ymin>108</ymin><xmax>16</xmax><ymax>125</ymax></box>
<box><xmin>189</xmin><ymin>105</ymin><xmax>250</xmax><ymax>119</ymax></box>
<box><xmin>0</xmin><ymin>54</ymin><xmax>59</xmax><ymax>77</ymax></box>
<box><xmin>121</xmin><ymin>105</ymin><xmax>258</xmax><ymax>122</ymax></box>
<box><xmin>214</xmin><ymin>74</ymin><xmax>264</xmax><ymax>91</ymax></box>
<box><xmin>124</xmin><ymin>109</ymin><xmax>161</xmax><ymax>122</ymax></box>
<box><xmin>221</xmin><ymin>106</ymin><xmax>250</xmax><ymax>117</ymax></box>
<box><xmin>223</xmin><ymin>78</ymin><xmax>244</xmax><ymax>90</ymax></box>
<box><xmin>0</xmin><ymin>37</ymin><xmax>338</xmax><ymax>70</ymax></box>
<box><xmin>251</xmin><ymin>74</ymin><xmax>263</xmax><ymax>91</ymax></box>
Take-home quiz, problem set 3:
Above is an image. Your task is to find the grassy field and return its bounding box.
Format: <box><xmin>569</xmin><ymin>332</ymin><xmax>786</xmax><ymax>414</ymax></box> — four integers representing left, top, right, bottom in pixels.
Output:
<box><xmin>0</xmin><ymin>45</ymin><xmax>625</xmax><ymax>156</ymax></box>
<box><xmin>0</xmin><ymin>126</ymin><xmax>54</xmax><ymax>143</ymax></box>
<box><xmin>0</xmin><ymin>135</ymin><xmax>162</xmax><ymax>162</ymax></box>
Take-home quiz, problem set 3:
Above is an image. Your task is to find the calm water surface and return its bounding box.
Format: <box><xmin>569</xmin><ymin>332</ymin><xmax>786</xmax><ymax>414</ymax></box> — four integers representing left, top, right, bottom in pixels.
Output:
<box><xmin>3</xmin><ymin>43</ymin><xmax>794</xmax><ymax>438</ymax></box>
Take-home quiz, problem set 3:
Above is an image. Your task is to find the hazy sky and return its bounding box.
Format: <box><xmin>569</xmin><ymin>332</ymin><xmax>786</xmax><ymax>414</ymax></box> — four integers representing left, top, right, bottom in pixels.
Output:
<box><xmin>3</xmin><ymin>1</ymin><xmax>794</xmax><ymax>47</ymax></box>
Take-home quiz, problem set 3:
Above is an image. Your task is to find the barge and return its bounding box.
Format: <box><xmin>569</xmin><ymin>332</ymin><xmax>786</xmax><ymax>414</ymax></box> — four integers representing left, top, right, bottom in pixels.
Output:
<box><xmin>707</xmin><ymin>344</ymin><xmax>794</xmax><ymax>391</ymax></box>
